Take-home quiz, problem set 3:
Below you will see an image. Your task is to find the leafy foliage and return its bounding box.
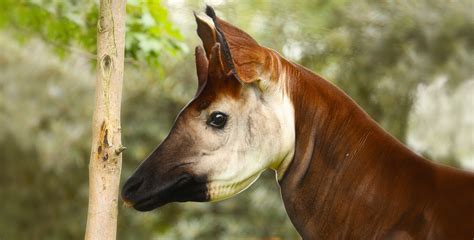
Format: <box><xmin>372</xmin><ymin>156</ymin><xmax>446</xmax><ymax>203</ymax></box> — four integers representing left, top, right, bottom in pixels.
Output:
<box><xmin>0</xmin><ymin>0</ymin><xmax>97</xmax><ymax>56</ymax></box>
<box><xmin>126</xmin><ymin>0</ymin><xmax>184</xmax><ymax>67</ymax></box>
<box><xmin>0</xmin><ymin>0</ymin><xmax>184</xmax><ymax>67</ymax></box>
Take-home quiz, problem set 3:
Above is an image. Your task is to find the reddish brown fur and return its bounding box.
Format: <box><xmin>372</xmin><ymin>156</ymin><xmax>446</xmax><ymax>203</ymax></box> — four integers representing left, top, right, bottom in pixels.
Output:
<box><xmin>198</xmin><ymin>9</ymin><xmax>474</xmax><ymax>239</ymax></box>
<box><xmin>123</xmin><ymin>8</ymin><xmax>474</xmax><ymax>238</ymax></box>
<box><xmin>277</xmin><ymin>56</ymin><xmax>474</xmax><ymax>239</ymax></box>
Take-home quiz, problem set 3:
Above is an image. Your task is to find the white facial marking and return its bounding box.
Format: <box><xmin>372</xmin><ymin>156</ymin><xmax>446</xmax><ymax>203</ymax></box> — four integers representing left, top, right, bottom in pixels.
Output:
<box><xmin>190</xmin><ymin>76</ymin><xmax>295</xmax><ymax>201</ymax></box>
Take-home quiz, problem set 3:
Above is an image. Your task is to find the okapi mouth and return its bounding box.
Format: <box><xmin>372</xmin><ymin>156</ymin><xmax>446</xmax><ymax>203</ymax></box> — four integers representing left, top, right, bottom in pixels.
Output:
<box><xmin>122</xmin><ymin>174</ymin><xmax>210</xmax><ymax>212</ymax></box>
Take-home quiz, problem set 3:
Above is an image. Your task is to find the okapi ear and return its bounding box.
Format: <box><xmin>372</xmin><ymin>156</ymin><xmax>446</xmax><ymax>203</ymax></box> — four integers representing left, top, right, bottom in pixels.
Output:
<box><xmin>194</xmin><ymin>11</ymin><xmax>217</xmax><ymax>58</ymax></box>
<box><xmin>207</xmin><ymin>43</ymin><xmax>226</xmax><ymax>79</ymax></box>
<box><xmin>208</xmin><ymin>43</ymin><xmax>243</xmax><ymax>97</ymax></box>
<box><xmin>195</xmin><ymin>45</ymin><xmax>208</xmax><ymax>90</ymax></box>
<box><xmin>205</xmin><ymin>6</ymin><xmax>266</xmax><ymax>84</ymax></box>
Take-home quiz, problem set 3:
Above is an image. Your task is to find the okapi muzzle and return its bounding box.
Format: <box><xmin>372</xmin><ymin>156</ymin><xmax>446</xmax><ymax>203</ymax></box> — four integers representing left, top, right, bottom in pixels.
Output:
<box><xmin>121</xmin><ymin>122</ymin><xmax>209</xmax><ymax>211</ymax></box>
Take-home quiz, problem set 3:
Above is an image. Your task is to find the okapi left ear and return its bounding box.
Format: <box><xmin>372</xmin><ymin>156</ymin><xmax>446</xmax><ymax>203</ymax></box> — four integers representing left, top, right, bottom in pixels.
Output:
<box><xmin>207</xmin><ymin>43</ymin><xmax>226</xmax><ymax>79</ymax></box>
<box><xmin>205</xmin><ymin>6</ymin><xmax>269</xmax><ymax>84</ymax></box>
<box><xmin>195</xmin><ymin>9</ymin><xmax>241</xmax><ymax>83</ymax></box>
<box><xmin>194</xmin><ymin>11</ymin><xmax>217</xmax><ymax>59</ymax></box>
<box><xmin>195</xmin><ymin>6</ymin><xmax>271</xmax><ymax>84</ymax></box>
<box><xmin>207</xmin><ymin>43</ymin><xmax>242</xmax><ymax>97</ymax></box>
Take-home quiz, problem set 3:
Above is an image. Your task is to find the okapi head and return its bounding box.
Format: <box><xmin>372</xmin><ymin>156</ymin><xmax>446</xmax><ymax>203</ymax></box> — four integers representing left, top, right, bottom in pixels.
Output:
<box><xmin>122</xmin><ymin>6</ymin><xmax>295</xmax><ymax>211</ymax></box>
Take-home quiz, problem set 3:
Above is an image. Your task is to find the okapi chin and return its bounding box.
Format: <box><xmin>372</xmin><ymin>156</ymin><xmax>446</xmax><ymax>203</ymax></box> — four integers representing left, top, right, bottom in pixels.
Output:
<box><xmin>122</xmin><ymin>6</ymin><xmax>474</xmax><ymax>239</ymax></box>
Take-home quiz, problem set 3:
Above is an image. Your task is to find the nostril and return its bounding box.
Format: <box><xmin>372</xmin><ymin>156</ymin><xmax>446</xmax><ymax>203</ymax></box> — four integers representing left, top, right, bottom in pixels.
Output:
<box><xmin>122</xmin><ymin>177</ymin><xmax>144</xmax><ymax>199</ymax></box>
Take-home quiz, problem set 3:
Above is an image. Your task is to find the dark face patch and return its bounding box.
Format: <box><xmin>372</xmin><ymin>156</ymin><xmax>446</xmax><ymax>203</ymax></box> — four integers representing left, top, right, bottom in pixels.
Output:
<box><xmin>123</xmin><ymin>172</ymin><xmax>208</xmax><ymax>211</ymax></box>
<box><xmin>121</xmin><ymin>113</ymin><xmax>210</xmax><ymax>211</ymax></box>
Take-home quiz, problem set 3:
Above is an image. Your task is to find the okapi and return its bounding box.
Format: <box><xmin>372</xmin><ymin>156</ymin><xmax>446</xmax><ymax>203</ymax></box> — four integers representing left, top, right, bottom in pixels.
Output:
<box><xmin>122</xmin><ymin>6</ymin><xmax>474</xmax><ymax>239</ymax></box>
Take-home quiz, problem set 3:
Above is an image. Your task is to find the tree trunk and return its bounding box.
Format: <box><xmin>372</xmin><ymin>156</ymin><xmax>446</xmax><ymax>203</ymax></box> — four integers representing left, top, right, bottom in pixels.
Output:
<box><xmin>85</xmin><ymin>0</ymin><xmax>126</xmax><ymax>239</ymax></box>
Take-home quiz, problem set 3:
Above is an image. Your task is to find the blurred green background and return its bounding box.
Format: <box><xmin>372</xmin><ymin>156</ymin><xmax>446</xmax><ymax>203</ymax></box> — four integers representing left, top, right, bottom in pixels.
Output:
<box><xmin>0</xmin><ymin>0</ymin><xmax>473</xmax><ymax>239</ymax></box>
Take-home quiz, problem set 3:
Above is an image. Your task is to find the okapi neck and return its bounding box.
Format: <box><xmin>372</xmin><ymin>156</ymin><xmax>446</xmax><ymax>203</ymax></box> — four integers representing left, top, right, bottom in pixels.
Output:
<box><xmin>277</xmin><ymin>59</ymin><xmax>436</xmax><ymax>238</ymax></box>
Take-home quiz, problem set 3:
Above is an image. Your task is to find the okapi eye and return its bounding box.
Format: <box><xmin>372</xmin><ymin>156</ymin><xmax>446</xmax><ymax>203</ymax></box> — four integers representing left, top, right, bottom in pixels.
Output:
<box><xmin>207</xmin><ymin>111</ymin><xmax>228</xmax><ymax>129</ymax></box>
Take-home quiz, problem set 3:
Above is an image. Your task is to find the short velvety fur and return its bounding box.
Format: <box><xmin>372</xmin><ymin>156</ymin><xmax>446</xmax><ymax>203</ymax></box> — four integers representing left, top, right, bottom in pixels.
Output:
<box><xmin>123</xmin><ymin>7</ymin><xmax>474</xmax><ymax>239</ymax></box>
<box><xmin>278</xmin><ymin>57</ymin><xmax>474</xmax><ymax>239</ymax></box>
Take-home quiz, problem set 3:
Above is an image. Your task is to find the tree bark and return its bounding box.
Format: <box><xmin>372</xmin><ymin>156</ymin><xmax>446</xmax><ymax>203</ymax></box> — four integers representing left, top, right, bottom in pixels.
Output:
<box><xmin>85</xmin><ymin>0</ymin><xmax>126</xmax><ymax>239</ymax></box>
